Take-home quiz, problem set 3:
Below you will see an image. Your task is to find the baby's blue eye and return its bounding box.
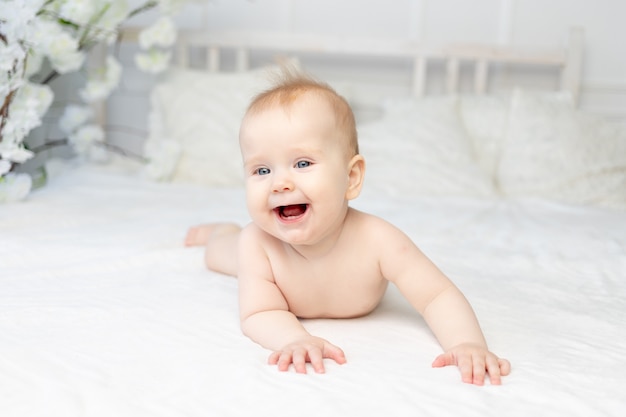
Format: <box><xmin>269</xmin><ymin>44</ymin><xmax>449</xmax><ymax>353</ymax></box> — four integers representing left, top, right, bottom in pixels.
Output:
<box><xmin>296</xmin><ymin>160</ymin><xmax>311</xmax><ymax>168</ymax></box>
<box><xmin>256</xmin><ymin>167</ymin><xmax>270</xmax><ymax>175</ymax></box>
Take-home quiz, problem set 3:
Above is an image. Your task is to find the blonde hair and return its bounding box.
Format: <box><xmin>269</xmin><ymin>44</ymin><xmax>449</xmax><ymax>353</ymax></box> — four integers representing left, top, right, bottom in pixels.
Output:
<box><xmin>245</xmin><ymin>71</ymin><xmax>359</xmax><ymax>156</ymax></box>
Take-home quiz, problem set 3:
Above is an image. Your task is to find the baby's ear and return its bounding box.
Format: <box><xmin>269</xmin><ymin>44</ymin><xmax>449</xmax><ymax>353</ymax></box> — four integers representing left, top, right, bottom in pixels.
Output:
<box><xmin>345</xmin><ymin>154</ymin><xmax>366</xmax><ymax>200</ymax></box>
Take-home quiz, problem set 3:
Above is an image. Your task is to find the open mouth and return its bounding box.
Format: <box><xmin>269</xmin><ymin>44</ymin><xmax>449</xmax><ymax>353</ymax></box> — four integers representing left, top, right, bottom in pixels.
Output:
<box><xmin>275</xmin><ymin>204</ymin><xmax>309</xmax><ymax>220</ymax></box>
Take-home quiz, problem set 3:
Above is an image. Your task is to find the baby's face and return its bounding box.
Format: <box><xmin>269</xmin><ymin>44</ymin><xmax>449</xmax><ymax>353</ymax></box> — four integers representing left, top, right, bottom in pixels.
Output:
<box><xmin>240</xmin><ymin>95</ymin><xmax>354</xmax><ymax>247</ymax></box>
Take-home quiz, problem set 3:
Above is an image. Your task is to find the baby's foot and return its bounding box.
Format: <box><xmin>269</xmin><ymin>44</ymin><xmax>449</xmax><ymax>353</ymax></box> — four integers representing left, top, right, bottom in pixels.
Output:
<box><xmin>184</xmin><ymin>223</ymin><xmax>241</xmax><ymax>247</ymax></box>
<box><xmin>184</xmin><ymin>224</ymin><xmax>218</xmax><ymax>247</ymax></box>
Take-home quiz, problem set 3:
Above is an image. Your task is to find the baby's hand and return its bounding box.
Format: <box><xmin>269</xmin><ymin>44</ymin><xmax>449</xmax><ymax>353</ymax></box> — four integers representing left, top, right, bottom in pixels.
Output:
<box><xmin>268</xmin><ymin>336</ymin><xmax>347</xmax><ymax>374</ymax></box>
<box><xmin>432</xmin><ymin>343</ymin><xmax>511</xmax><ymax>385</ymax></box>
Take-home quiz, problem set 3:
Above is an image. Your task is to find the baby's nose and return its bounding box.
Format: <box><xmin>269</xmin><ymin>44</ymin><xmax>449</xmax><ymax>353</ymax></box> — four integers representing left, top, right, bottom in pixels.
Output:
<box><xmin>272</xmin><ymin>173</ymin><xmax>294</xmax><ymax>193</ymax></box>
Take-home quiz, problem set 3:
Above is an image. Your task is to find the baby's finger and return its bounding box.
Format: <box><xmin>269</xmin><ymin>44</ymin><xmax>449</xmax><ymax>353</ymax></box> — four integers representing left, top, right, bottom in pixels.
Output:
<box><xmin>457</xmin><ymin>355</ymin><xmax>474</xmax><ymax>384</ymax></box>
<box><xmin>498</xmin><ymin>358</ymin><xmax>512</xmax><ymax>376</ymax></box>
<box><xmin>276</xmin><ymin>351</ymin><xmax>293</xmax><ymax>372</ymax></box>
<box><xmin>471</xmin><ymin>354</ymin><xmax>486</xmax><ymax>386</ymax></box>
<box><xmin>268</xmin><ymin>351</ymin><xmax>280</xmax><ymax>365</ymax></box>
<box><xmin>323</xmin><ymin>343</ymin><xmax>347</xmax><ymax>365</ymax></box>
<box><xmin>292</xmin><ymin>348</ymin><xmax>308</xmax><ymax>374</ymax></box>
<box><xmin>431</xmin><ymin>352</ymin><xmax>454</xmax><ymax>368</ymax></box>
<box><xmin>308</xmin><ymin>348</ymin><xmax>326</xmax><ymax>373</ymax></box>
<box><xmin>486</xmin><ymin>355</ymin><xmax>502</xmax><ymax>385</ymax></box>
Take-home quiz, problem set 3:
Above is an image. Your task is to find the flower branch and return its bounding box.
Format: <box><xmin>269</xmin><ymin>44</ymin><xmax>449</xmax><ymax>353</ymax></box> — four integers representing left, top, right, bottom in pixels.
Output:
<box><xmin>0</xmin><ymin>0</ymin><xmax>189</xmax><ymax>202</ymax></box>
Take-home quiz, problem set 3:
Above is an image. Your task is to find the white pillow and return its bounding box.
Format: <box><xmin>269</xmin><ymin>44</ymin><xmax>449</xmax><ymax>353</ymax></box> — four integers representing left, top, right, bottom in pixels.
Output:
<box><xmin>358</xmin><ymin>96</ymin><xmax>496</xmax><ymax>198</ymax></box>
<box><xmin>497</xmin><ymin>89</ymin><xmax>626</xmax><ymax>209</ymax></box>
<box><xmin>459</xmin><ymin>92</ymin><xmax>573</xmax><ymax>182</ymax></box>
<box><xmin>458</xmin><ymin>95</ymin><xmax>510</xmax><ymax>180</ymax></box>
<box><xmin>146</xmin><ymin>65</ymin><xmax>285</xmax><ymax>186</ymax></box>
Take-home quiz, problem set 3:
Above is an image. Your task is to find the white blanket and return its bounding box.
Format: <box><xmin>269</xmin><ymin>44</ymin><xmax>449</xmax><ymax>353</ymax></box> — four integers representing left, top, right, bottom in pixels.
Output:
<box><xmin>1</xmin><ymin>164</ymin><xmax>625</xmax><ymax>417</ymax></box>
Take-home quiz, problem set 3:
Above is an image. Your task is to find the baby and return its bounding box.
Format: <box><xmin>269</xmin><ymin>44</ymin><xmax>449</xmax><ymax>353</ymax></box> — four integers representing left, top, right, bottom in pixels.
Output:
<box><xmin>185</xmin><ymin>74</ymin><xmax>510</xmax><ymax>385</ymax></box>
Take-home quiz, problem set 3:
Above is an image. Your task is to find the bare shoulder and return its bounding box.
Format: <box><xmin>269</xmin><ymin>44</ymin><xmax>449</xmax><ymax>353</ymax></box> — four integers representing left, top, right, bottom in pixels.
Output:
<box><xmin>237</xmin><ymin>224</ymin><xmax>278</xmax><ymax>284</ymax></box>
<box><xmin>240</xmin><ymin>222</ymin><xmax>263</xmax><ymax>241</ymax></box>
<box><xmin>240</xmin><ymin>222</ymin><xmax>275</xmax><ymax>245</ymax></box>
<box><xmin>347</xmin><ymin>208</ymin><xmax>411</xmax><ymax>241</ymax></box>
<box><xmin>238</xmin><ymin>224</ymin><xmax>269</xmax><ymax>258</ymax></box>
<box><xmin>347</xmin><ymin>208</ymin><xmax>425</xmax><ymax>268</ymax></box>
<box><xmin>238</xmin><ymin>223</ymin><xmax>286</xmax><ymax>260</ymax></box>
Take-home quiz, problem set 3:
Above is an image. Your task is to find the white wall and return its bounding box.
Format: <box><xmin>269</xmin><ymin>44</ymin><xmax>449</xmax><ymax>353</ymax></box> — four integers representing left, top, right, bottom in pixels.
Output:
<box><xmin>164</xmin><ymin>0</ymin><xmax>625</xmax><ymax>84</ymax></box>
<box><xmin>105</xmin><ymin>0</ymin><xmax>626</xmax><ymax>152</ymax></box>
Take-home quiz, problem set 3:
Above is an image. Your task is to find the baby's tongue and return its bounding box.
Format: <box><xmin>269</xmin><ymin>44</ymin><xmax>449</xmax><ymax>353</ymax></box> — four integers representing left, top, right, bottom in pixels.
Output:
<box><xmin>282</xmin><ymin>204</ymin><xmax>306</xmax><ymax>217</ymax></box>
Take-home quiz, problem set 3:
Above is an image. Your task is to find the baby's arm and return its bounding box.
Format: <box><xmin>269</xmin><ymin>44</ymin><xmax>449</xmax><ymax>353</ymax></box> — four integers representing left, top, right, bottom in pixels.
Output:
<box><xmin>422</xmin><ymin>285</ymin><xmax>510</xmax><ymax>385</ymax></box>
<box><xmin>378</xmin><ymin>223</ymin><xmax>510</xmax><ymax>385</ymax></box>
<box><xmin>237</xmin><ymin>225</ymin><xmax>346</xmax><ymax>374</ymax></box>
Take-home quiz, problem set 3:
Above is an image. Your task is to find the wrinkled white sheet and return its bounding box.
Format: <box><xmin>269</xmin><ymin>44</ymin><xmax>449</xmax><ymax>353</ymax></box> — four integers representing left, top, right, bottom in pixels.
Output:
<box><xmin>1</xmin><ymin>164</ymin><xmax>625</xmax><ymax>417</ymax></box>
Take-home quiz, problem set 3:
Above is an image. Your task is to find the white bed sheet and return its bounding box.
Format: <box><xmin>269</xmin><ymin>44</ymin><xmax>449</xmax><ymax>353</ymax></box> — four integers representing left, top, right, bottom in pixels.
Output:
<box><xmin>1</xmin><ymin>164</ymin><xmax>625</xmax><ymax>417</ymax></box>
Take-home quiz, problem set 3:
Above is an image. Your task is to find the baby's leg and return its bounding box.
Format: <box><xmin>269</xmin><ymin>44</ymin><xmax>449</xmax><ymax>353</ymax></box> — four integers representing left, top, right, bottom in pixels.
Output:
<box><xmin>184</xmin><ymin>223</ymin><xmax>241</xmax><ymax>276</ymax></box>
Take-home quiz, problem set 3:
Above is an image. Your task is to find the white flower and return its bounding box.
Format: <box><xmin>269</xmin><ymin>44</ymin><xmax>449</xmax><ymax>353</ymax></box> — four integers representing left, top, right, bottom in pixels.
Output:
<box><xmin>24</xmin><ymin>50</ymin><xmax>45</xmax><ymax>77</ymax></box>
<box><xmin>46</xmin><ymin>34</ymin><xmax>86</xmax><ymax>74</ymax></box>
<box><xmin>96</xmin><ymin>0</ymin><xmax>131</xmax><ymax>32</ymax></box>
<box><xmin>79</xmin><ymin>55</ymin><xmax>122</xmax><ymax>102</ymax></box>
<box><xmin>86</xmin><ymin>143</ymin><xmax>110</xmax><ymax>163</ymax></box>
<box><xmin>138</xmin><ymin>16</ymin><xmax>177</xmax><ymax>49</ymax></box>
<box><xmin>103</xmin><ymin>55</ymin><xmax>123</xmax><ymax>85</ymax></box>
<box><xmin>0</xmin><ymin>0</ymin><xmax>42</xmax><ymax>42</ymax></box>
<box><xmin>16</xmin><ymin>82</ymin><xmax>54</xmax><ymax>119</ymax></box>
<box><xmin>79</xmin><ymin>79</ymin><xmax>111</xmax><ymax>103</ymax></box>
<box><xmin>134</xmin><ymin>49</ymin><xmax>172</xmax><ymax>74</ymax></box>
<box><xmin>0</xmin><ymin>119</ymin><xmax>26</xmax><ymax>147</ymax></box>
<box><xmin>0</xmin><ymin>39</ymin><xmax>27</xmax><ymax>98</ymax></box>
<box><xmin>1</xmin><ymin>0</ymin><xmax>188</xmax><ymax>202</ymax></box>
<box><xmin>59</xmin><ymin>105</ymin><xmax>93</xmax><ymax>134</ymax></box>
<box><xmin>0</xmin><ymin>41</ymin><xmax>26</xmax><ymax>72</ymax></box>
<box><xmin>142</xmin><ymin>138</ymin><xmax>181</xmax><ymax>181</ymax></box>
<box><xmin>57</xmin><ymin>0</ymin><xmax>96</xmax><ymax>26</ymax></box>
<box><xmin>68</xmin><ymin>124</ymin><xmax>105</xmax><ymax>155</ymax></box>
<box><xmin>0</xmin><ymin>72</ymin><xmax>24</xmax><ymax>101</ymax></box>
<box><xmin>0</xmin><ymin>82</ymin><xmax>53</xmax><ymax>149</ymax></box>
<box><xmin>28</xmin><ymin>18</ymin><xmax>86</xmax><ymax>74</ymax></box>
<box><xmin>0</xmin><ymin>173</ymin><xmax>33</xmax><ymax>203</ymax></box>
<box><xmin>158</xmin><ymin>0</ymin><xmax>187</xmax><ymax>15</ymax></box>
<box><xmin>49</xmin><ymin>49</ymin><xmax>86</xmax><ymax>74</ymax></box>
<box><xmin>0</xmin><ymin>159</ymin><xmax>11</xmax><ymax>176</ymax></box>
<box><xmin>0</xmin><ymin>144</ymin><xmax>34</xmax><ymax>164</ymax></box>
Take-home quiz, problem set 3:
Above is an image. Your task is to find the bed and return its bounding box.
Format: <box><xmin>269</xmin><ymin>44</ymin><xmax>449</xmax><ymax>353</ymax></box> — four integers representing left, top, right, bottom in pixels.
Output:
<box><xmin>1</xmin><ymin>27</ymin><xmax>626</xmax><ymax>416</ymax></box>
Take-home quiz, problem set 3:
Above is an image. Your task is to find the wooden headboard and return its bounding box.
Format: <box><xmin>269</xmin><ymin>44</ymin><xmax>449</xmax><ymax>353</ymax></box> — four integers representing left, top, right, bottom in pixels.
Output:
<box><xmin>117</xmin><ymin>26</ymin><xmax>583</xmax><ymax>106</ymax></box>
<box><xmin>120</xmin><ymin>27</ymin><xmax>583</xmax><ymax>105</ymax></box>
